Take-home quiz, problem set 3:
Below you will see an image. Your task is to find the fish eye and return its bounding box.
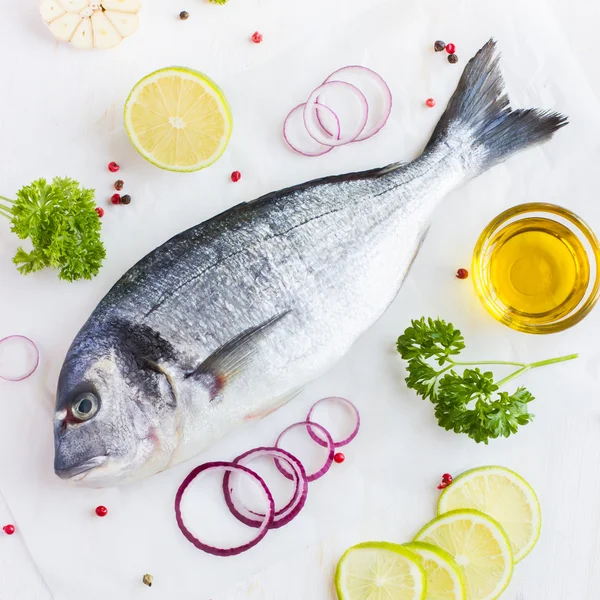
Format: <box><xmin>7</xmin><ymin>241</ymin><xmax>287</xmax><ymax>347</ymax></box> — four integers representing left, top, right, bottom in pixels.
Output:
<box><xmin>71</xmin><ymin>392</ymin><xmax>99</xmax><ymax>422</ymax></box>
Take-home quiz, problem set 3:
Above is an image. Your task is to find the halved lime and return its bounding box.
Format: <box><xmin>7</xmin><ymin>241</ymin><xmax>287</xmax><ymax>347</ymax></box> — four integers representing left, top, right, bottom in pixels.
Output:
<box><xmin>438</xmin><ymin>466</ymin><xmax>541</xmax><ymax>562</ymax></box>
<box><xmin>403</xmin><ymin>542</ymin><xmax>466</xmax><ymax>600</ymax></box>
<box><xmin>124</xmin><ymin>67</ymin><xmax>232</xmax><ymax>172</ymax></box>
<box><xmin>335</xmin><ymin>541</ymin><xmax>427</xmax><ymax>600</ymax></box>
<box><xmin>414</xmin><ymin>509</ymin><xmax>513</xmax><ymax>600</ymax></box>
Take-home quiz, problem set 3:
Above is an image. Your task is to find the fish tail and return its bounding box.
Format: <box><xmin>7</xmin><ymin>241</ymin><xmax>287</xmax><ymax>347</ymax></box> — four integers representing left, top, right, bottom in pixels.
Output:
<box><xmin>426</xmin><ymin>39</ymin><xmax>568</xmax><ymax>175</ymax></box>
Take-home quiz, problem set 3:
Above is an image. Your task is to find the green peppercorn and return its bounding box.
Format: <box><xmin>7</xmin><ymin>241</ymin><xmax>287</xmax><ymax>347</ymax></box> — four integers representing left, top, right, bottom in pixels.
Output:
<box><xmin>179</xmin><ymin>11</ymin><xmax>189</xmax><ymax>20</ymax></box>
<box><xmin>434</xmin><ymin>40</ymin><xmax>446</xmax><ymax>52</ymax></box>
<box><xmin>121</xmin><ymin>194</ymin><xmax>132</xmax><ymax>205</ymax></box>
<box><xmin>448</xmin><ymin>54</ymin><xmax>459</xmax><ymax>64</ymax></box>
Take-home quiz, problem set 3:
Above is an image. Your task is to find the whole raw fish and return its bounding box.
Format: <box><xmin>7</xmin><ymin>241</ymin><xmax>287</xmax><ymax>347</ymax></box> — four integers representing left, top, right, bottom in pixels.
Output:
<box><xmin>54</xmin><ymin>40</ymin><xmax>567</xmax><ymax>486</ymax></box>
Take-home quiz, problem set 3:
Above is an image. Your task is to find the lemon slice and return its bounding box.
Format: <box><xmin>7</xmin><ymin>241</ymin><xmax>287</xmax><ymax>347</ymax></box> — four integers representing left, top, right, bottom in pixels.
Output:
<box><xmin>335</xmin><ymin>541</ymin><xmax>427</xmax><ymax>600</ymax></box>
<box><xmin>124</xmin><ymin>67</ymin><xmax>232</xmax><ymax>172</ymax></box>
<box><xmin>438</xmin><ymin>466</ymin><xmax>541</xmax><ymax>563</ymax></box>
<box><xmin>414</xmin><ymin>510</ymin><xmax>513</xmax><ymax>600</ymax></box>
<box><xmin>403</xmin><ymin>542</ymin><xmax>466</xmax><ymax>600</ymax></box>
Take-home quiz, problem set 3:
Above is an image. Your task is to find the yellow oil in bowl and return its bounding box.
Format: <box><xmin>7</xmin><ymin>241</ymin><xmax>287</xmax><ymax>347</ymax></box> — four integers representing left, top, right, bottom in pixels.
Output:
<box><xmin>488</xmin><ymin>218</ymin><xmax>589</xmax><ymax>318</ymax></box>
<box><xmin>473</xmin><ymin>204</ymin><xmax>600</xmax><ymax>334</ymax></box>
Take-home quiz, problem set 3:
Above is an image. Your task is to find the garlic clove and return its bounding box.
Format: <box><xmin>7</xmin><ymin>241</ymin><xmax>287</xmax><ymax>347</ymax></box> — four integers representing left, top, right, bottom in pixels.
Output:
<box><xmin>101</xmin><ymin>0</ymin><xmax>142</xmax><ymax>11</ymax></box>
<box><xmin>39</xmin><ymin>0</ymin><xmax>67</xmax><ymax>23</ymax></box>
<box><xmin>47</xmin><ymin>12</ymin><xmax>82</xmax><ymax>42</ymax></box>
<box><xmin>61</xmin><ymin>0</ymin><xmax>91</xmax><ymax>11</ymax></box>
<box><xmin>70</xmin><ymin>17</ymin><xmax>94</xmax><ymax>49</ymax></box>
<box><xmin>104</xmin><ymin>10</ymin><xmax>139</xmax><ymax>38</ymax></box>
<box><xmin>90</xmin><ymin>10</ymin><xmax>123</xmax><ymax>49</ymax></box>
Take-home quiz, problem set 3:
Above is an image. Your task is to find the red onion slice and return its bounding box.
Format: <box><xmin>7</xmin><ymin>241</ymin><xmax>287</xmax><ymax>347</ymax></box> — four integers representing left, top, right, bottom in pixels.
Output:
<box><xmin>303</xmin><ymin>82</ymin><xmax>368</xmax><ymax>147</ymax></box>
<box><xmin>283</xmin><ymin>103</ymin><xmax>339</xmax><ymax>157</ymax></box>
<box><xmin>306</xmin><ymin>397</ymin><xmax>361</xmax><ymax>448</ymax></box>
<box><xmin>223</xmin><ymin>447</ymin><xmax>308</xmax><ymax>530</ymax></box>
<box><xmin>175</xmin><ymin>461</ymin><xmax>274</xmax><ymax>556</ymax></box>
<box><xmin>0</xmin><ymin>335</ymin><xmax>40</xmax><ymax>382</ymax></box>
<box><xmin>275</xmin><ymin>421</ymin><xmax>334</xmax><ymax>482</ymax></box>
<box><xmin>324</xmin><ymin>66</ymin><xmax>392</xmax><ymax>142</ymax></box>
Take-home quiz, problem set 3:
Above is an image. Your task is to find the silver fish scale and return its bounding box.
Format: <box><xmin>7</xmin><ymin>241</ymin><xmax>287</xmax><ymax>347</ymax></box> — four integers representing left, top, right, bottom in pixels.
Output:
<box><xmin>110</xmin><ymin>152</ymin><xmax>458</xmax><ymax>373</ymax></box>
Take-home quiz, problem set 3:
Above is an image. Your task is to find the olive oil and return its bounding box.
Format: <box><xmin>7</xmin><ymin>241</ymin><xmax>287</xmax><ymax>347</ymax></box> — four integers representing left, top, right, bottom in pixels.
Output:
<box><xmin>487</xmin><ymin>217</ymin><xmax>589</xmax><ymax>320</ymax></box>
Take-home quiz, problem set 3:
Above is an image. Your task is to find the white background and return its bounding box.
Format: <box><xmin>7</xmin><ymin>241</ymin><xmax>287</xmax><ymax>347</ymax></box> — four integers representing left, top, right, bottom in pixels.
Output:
<box><xmin>1</xmin><ymin>0</ymin><xmax>600</xmax><ymax>599</ymax></box>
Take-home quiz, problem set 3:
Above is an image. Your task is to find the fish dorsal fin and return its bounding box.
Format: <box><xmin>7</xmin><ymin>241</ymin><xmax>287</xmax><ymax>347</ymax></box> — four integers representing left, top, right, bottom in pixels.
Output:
<box><xmin>185</xmin><ymin>310</ymin><xmax>291</xmax><ymax>402</ymax></box>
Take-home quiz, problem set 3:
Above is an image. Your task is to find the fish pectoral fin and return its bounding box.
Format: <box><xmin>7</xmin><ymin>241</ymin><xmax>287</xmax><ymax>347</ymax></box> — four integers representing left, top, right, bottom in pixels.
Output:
<box><xmin>185</xmin><ymin>310</ymin><xmax>292</xmax><ymax>402</ymax></box>
<box><xmin>245</xmin><ymin>387</ymin><xmax>303</xmax><ymax>421</ymax></box>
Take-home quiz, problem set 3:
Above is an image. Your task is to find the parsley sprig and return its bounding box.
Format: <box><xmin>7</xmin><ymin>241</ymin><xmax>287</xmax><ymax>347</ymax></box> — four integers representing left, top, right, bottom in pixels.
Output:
<box><xmin>0</xmin><ymin>177</ymin><xmax>105</xmax><ymax>282</ymax></box>
<box><xmin>397</xmin><ymin>317</ymin><xmax>578</xmax><ymax>444</ymax></box>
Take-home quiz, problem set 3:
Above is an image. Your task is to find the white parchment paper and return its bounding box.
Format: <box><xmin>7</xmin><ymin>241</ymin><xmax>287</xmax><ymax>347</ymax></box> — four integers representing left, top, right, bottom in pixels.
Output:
<box><xmin>1</xmin><ymin>0</ymin><xmax>600</xmax><ymax>599</ymax></box>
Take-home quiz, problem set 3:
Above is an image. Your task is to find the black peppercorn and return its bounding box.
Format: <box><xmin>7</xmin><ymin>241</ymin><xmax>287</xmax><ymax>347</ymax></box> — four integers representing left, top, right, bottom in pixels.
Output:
<box><xmin>434</xmin><ymin>40</ymin><xmax>446</xmax><ymax>52</ymax></box>
<box><xmin>121</xmin><ymin>194</ymin><xmax>132</xmax><ymax>205</ymax></box>
<box><xmin>179</xmin><ymin>11</ymin><xmax>189</xmax><ymax>20</ymax></box>
<box><xmin>448</xmin><ymin>54</ymin><xmax>459</xmax><ymax>64</ymax></box>
<box><xmin>114</xmin><ymin>179</ymin><xmax>124</xmax><ymax>191</ymax></box>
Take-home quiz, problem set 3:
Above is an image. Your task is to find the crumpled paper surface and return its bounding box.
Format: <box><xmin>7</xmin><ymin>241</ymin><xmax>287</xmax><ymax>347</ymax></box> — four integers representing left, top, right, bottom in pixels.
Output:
<box><xmin>1</xmin><ymin>0</ymin><xmax>600</xmax><ymax>598</ymax></box>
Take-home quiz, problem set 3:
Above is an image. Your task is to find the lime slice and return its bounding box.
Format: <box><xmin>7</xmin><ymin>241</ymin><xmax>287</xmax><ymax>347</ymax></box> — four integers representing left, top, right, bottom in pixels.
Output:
<box><xmin>403</xmin><ymin>542</ymin><xmax>466</xmax><ymax>600</ymax></box>
<box><xmin>335</xmin><ymin>541</ymin><xmax>427</xmax><ymax>600</ymax></box>
<box><xmin>414</xmin><ymin>510</ymin><xmax>513</xmax><ymax>600</ymax></box>
<box><xmin>438</xmin><ymin>466</ymin><xmax>541</xmax><ymax>563</ymax></box>
<box><xmin>124</xmin><ymin>67</ymin><xmax>232</xmax><ymax>172</ymax></box>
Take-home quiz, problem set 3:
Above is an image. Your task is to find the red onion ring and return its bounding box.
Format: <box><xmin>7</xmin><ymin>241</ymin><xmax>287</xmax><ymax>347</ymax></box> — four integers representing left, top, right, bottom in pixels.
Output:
<box><xmin>0</xmin><ymin>335</ymin><xmax>40</xmax><ymax>382</ymax></box>
<box><xmin>306</xmin><ymin>397</ymin><xmax>361</xmax><ymax>448</ymax></box>
<box><xmin>283</xmin><ymin>103</ymin><xmax>339</xmax><ymax>157</ymax></box>
<box><xmin>303</xmin><ymin>82</ymin><xmax>368</xmax><ymax>147</ymax></box>
<box><xmin>223</xmin><ymin>447</ymin><xmax>308</xmax><ymax>530</ymax></box>
<box><xmin>275</xmin><ymin>421</ymin><xmax>335</xmax><ymax>482</ymax></box>
<box><xmin>175</xmin><ymin>461</ymin><xmax>274</xmax><ymax>557</ymax></box>
<box><xmin>324</xmin><ymin>66</ymin><xmax>392</xmax><ymax>142</ymax></box>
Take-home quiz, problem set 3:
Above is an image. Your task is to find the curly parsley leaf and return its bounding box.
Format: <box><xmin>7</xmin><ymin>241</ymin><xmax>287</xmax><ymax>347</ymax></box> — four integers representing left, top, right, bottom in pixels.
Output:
<box><xmin>397</xmin><ymin>317</ymin><xmax>465</xmax><ymax>365</ymax></box>
<box><xmin>397</xmin><ymin>317</ymin><xmax>576</xmax><ymax>444</ymax></box>
<box><xmin>0</xmin><ymin>177</ymin><xmax>105</xmax><ymax>282</ymax></box>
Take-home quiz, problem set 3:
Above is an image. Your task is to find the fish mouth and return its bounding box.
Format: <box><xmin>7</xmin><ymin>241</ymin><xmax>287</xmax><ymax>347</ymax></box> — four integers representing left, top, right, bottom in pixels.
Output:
<box><xmin>55</xmin><ymin>456</ymin><xmax>108</xmax><ymax>481</ymax></box>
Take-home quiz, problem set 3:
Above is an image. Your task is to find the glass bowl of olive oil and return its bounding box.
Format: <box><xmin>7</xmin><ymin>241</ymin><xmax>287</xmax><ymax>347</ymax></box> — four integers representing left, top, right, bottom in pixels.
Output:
<box><xmin>472</xmin><ymin>203</ymin><xmax>600</xmax><ymax>334</ymax></box>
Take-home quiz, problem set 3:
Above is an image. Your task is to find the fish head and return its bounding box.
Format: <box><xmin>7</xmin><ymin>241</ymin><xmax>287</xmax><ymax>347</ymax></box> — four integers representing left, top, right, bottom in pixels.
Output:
<box><xmin>53</xmin><ymin>321</ymin><xmax>180</xmax><ymax>487</ymax></box>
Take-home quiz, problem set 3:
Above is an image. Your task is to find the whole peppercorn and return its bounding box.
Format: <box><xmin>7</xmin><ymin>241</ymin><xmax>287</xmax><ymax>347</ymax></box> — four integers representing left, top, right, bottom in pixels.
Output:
<box><xmin>3</xmin><ymin>524</ymin><xmax>15</xmax><ymax>535</ymax></box>
<box><xmin>456</xmin><ymin>268</ymin><xmax>469</xmax><ymax>279</ymax></box>
<box><xmin>95</xmin><ymin>207</ymin><xmax>105</xmax><ymax>218</ymax></box>
<box><xmin>114</xmin><ymin>180</ymin><xmax>124</xmax><ymax>191</ymax></box>
<box><xmin>111</xmin><ymin>193</ymin><xmax>121</xmax><ymax>205</ymax></box>
<box><xmin>231</xmin><ymin>170</ymin><xmax>242</xmax><ymax>183</ymax></box>
<box><xmin>179</xmin><ymin>11</ymin><xmax>189</xmax><ymax>20</ymax></box>
<box><xmin>251</xmin><ymin>31</ymin><xmax>263</xmax><ymax>44</ymax></box>
<box><xmin>425</xmin><ymin>98</ymin><xmax>436</xmax><ymax>108</ymax></box>
<box><xmin>108</xmin><ymin>161</ymin><xmax>120</xmax><ymax>173</ymax></box>
<box><xmin>445</xmin><ymin>43</ymin><xmax>456</xmax><ymax>54</ymax></box>
<box><xmin>143</xmin><ymin>574</ymin><xmax>153</xmax><ymax>587</ymax></box>
<box><xmin>448</xmin><ymin>54</ymin><xmax>459</xmax><ymax>64</ymax></box>
<box><xmin>95</xmin><ymin>506</ymin><xmax>108</xmax><ymax>517</ymax></box>
<box><xmin>121</xmin><ymin>194</ymin><xmax>132</xmax><ymax>205</ymax></box>
<box><xmin>434</xmin><ymin>40</ymin><xmax>446</xmax><ymax>52</ymax></box>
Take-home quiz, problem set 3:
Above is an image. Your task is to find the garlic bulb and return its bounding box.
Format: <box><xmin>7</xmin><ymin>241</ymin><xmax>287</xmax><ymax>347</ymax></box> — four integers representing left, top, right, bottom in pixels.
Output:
<box><xmin>39</xmin><ymin>1</ymin><xmax>141</xmax><ymax>50</ymax></box>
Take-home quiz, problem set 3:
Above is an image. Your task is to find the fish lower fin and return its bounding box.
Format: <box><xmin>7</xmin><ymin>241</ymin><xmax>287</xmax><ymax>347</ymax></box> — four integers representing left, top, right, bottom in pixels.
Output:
<box><xmin>185</xmin><ymin>311</ymin><xmax>291</xmax><ymax>402</ymax></box>
<box><xmin>426</xmin><ymin>39</ymin><xmax>568</xmax><ymax>175</ymax></box>
<box><xmin>245</xmin><ymin>387</ymin><xmax>303</xmax><ymax>421</ymax></box>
